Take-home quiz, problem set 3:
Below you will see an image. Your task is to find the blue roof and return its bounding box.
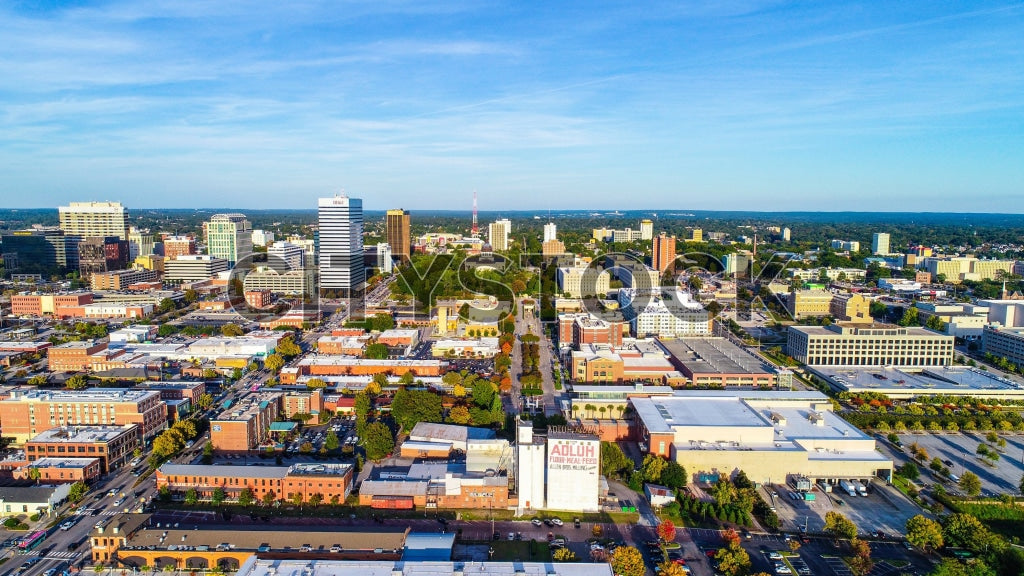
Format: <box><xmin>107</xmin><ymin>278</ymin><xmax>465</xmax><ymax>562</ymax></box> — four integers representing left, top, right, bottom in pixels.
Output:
<box><xmin>269</xmin><ymin>422</ymin><xmax>297</xmax><ymax>431</ymax></box>
<box><xmin>403</xmin><ymin>532</ymin><xmax>455</xmax><ymax>561</ymax></box>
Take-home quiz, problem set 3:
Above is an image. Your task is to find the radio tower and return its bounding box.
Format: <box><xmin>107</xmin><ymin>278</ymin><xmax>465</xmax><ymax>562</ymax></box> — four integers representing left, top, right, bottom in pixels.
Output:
<box><xmin>471</xmin><ymin>190</ymin><xmax>479</xmax><ymax>236</ymax></box>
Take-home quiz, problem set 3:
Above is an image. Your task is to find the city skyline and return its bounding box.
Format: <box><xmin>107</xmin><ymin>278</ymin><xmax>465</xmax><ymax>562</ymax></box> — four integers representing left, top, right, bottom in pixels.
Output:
<box><xmin>2</xmin><ymin>1</ymin><xmax>1023</xmax><ymax>212</ymax></box>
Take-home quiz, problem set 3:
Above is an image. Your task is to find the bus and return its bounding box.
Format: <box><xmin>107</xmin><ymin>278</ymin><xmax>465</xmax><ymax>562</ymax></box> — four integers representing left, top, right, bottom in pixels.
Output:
<box><xmin>17</xmin><ymin>530</ymin><xmax>47</xmax><ymax>553</ymax></box>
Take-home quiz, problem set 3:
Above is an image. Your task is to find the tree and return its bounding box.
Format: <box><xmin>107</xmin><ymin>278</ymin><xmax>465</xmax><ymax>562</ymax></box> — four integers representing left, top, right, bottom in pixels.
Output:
<box><xmin>262</xmin><ymin>491</ymin><xmax>277</xmax><ymax>506</ymax></box>
<box><xmin>306</xmin><ymin>378</ymin><xmax>327</xmax><ymax>389</ymax></box>
<box><xmin>363</xmin><ymin>421</ymin><xmax>395</xmax><ymax>461</ymax></box>
<box><xmin>391</xmin><ymin>388</ymin><xmax>443</xmax><ymax>431</ymax></box>
<box><xmin>184</xmin><ymin>488</ymin><xmax>198</xmax><ymax>505</ymax></box>
<box><xmin>197</xmin><ymin>393</ymin><xmax>213</xmax><ymax>410</ymax></box>
<box><xmin>959</xmin><ymin>471</ymin><xmax>982</xmax><ymax>497</ymax></box>
<box><xmin>265</xmin><ymin>353</ymin><xmax>286</xmax><ymax>373</ymax></box>
<box><xmin>26</xmin><ymin>466</ymin><xmax>41</xmax><ymax>483</ymax></box>
<box><xmin>324</xmin><ymin>430</ymin><xmax>340</xmax><ymax>451</ymax></box>
<box><xmin>898</xmin><ymin>306</ymin><xmax>919</xmax><ymax>327</ymax></box>
<box><xmin>184</xmin><ymin>289</ymin><xmax>198</xmax><ymax>304</ymax></box>
<box><xmin>642</xmin><ymin>454</ymin><xmax>667</xmax><ymax>483</ymax></box>
<box><xmin>898</xmin><ymin>461</ymin><xmax>920</xmax><ymax>481</ymax></box>
<box><xmin>824</xmin><ymin>511</ymin><xmax>858</xmax><ymax>540</ymax></box>
<box><xmin>609</xmin><ymin>546</ymin><xmax>645</xmax><ymax>576</ymax></box>
<box><xmin>447</xmin><ymin>405</ymin><xmax>471</xmax><ymax>425</ymax></box>
<box><xmin>552</xmin><ymin>548</ymin><xmax>578</xmax><ymax>562</ymax></box>
<box><xmin>930</xmin><ymin>558</ymin><xmax>997</xmax><ymax>576</ymax></box>
<box><xmin>211</xmin><ymin>486</ymin><xmax>226</xmax><ymax>506</ymax></box>
<box><xmin>905</xmin><ymin>515</ymin><xmax>943</xmax><ymax>552</ymax></box>
<box><xmin>158</xmin><ymin>298</ymin><xmax>176</xmax><ymax>314</ymax></box>
<box><xmin>221</xmin><ymin>323</ymin><xmax>244</xmax><ymax>337</ymax></box>
<box><xmin>365</xmin><ymin>343</ymin><xmax>389</xmax><ymax>359</ymax></box>
<box><xmin>714</xmin><ymin>542</ymin><xmax>751</xmax><ymax>576</ymax></box>
<box><xmin>847</xmin><ymin>538</ymin><xmax>874</xmax><ymax>576</ymax></box>
<box><xmin>942</xmin><ymin>513</ymin><xmax>994</xmax><ymax>553</ymax></box>
<box><xmin>369</xmin><ymin>313</ymin><xmax>395</xmax><ymax>332</ymax></box>
<box><xmin>68</xmin><ymin>481</ymin><xmax>89</xmax><ymax>503</ymax></box>
<box><xmin>600</xmin><ymin>442</ymin><xmax>633</xmax><ymax>479</ymax></box>
<box><xmin>202</xmin><ymin>441</ymin><xmax>214</xmax><ymax>464</ymax></box>
<box><xmin>276</xmin><ymin>336</ymin><xmax>302</xmax><ymax>358</ymax></box>
<box><xmin>236</xmin><ymin>487</ymin><xmax>254</xmax><ymax>507</ymax></box>
<box><xmin>308</xmin><ymin>493</ymin><xmax>323</xmax><ymax>507</ymax></box>
<box><xmin>656</xmin><ymin>562</ymin><xmax>686</xmax><ymax>576</ymax></box>
<box><xmin>657</xmin><ymin>520</ymin><xmax>677</xmax><ymax>542</ymax></box>
<box><xmin>66</xmin><ymin>373</ymin><xmax>88</xmax><ymax>390</ymax></box>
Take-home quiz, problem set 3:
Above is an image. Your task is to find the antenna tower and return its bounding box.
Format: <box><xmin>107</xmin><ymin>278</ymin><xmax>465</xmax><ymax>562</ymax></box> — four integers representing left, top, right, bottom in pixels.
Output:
<box><xmin>471</xmin><ymin>190</ymin><xmax>479</xmax><ymax>236</ymax></box>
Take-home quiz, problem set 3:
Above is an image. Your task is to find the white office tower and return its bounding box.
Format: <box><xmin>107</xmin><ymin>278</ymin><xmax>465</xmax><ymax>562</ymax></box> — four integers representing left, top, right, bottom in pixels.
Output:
<box><xmin>872</xmin><ymin>232</ymin><xmax>890</xmax><ymax>255</ymax></box>
<box><xmin>543</xmin><ymin>222</ymin><xmax>558</xmax><ymax>243</ymax></box>
<box><xmin>207</xmin><ymin>213</ymin><xmax>252</xmax><ymax>267</ymax></box>
<box><xmin>128</xmin><ymin>226</ymin><xmax>154</xmax><ymax>261</ymax></box>
<box><xmin>782</xmin><ymin>227</ymin><xmax>791</xmax><ymax>242</ymax></box>
<box><xmin>318</xmin><ymin>195</ymin><xmax>365</xmax><ymax>297</ymax></box>
<box><xmin>488</xmin><ymin>219</ymin><xmax>511</xmax><ymax>251</ymax></box>
<box><xmin>267</xmin><ymin>241</ymin><xmax>304</xmax><ymax>271</ymax></box>
<box><xmin>377</xmin><ymin>243</ymin><xmax>393</xmax><ymax>273</ymax></box>
<box><xmin>515</xmin><ymin>421</ymin><xmax>546</xmax><ymax>513</ymax></box>
<box><xmin>545</xmin><ymin>429</ymin><xmax>600</xmax><ymax>512</ymax></box>
<box><xmin>640</xmin><ymin>219</ymin><xmax>654</xmax><ymax>241</ymax></box>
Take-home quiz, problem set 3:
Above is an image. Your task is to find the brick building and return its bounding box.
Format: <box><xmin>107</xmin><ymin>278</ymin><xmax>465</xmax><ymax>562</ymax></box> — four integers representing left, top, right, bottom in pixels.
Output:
<box><xmin>13</xmin><ymin>457</ymin><xmax>103</xmax><ymax>483</ymax></box>
<box><xmin>155</xmin><ymin>462</ymin><xmax>353</xmax><ymax>504</ymax></box>
<box><xmin>47</xmin><ymin>340</ymin><xmax>109</xmax><ymax>371</ymax></box>
<box><xmin>0</xmin><ymin>388</ymin><xmax>166</xmax><ymax>444</ymax></box>
<box><xmin>24</xmin><ymin>425</ymin><xmax>140</xmax><ymax>473</ymax></box>
<box><xmin>209</xmin><ymin>392</ymin><xmax>282</xmax><ymax>453</ymax></box>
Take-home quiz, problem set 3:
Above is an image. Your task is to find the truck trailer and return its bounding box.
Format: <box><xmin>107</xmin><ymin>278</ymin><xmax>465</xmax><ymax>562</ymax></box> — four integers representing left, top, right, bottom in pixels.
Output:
<box><xmin>839</xmin><ymin>479</ymin><xmax>857</xmax><ymax>496</ymax></box>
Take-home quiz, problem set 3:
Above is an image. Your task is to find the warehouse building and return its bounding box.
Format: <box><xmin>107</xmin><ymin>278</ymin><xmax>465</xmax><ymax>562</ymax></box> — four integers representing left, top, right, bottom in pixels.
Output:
<box><xmin>812</xmin><ymin>365</ymin><xmax>1024</xmax><ymax>400</ymax></box>
<box><xmin>515</xmin><ymin>421</ymin><xmax>600</xmax><ymax>514</ymax></box>
<box><xmin>631</xmin><ymin>390</ymin><xmax>892</xmax><ymax>485</ymax></box>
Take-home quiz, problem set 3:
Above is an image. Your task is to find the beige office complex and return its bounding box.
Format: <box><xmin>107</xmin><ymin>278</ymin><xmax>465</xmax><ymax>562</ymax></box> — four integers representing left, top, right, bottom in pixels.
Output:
<box><xmin>787</xmin><ymin>323</ymin><xmax>954</xmax><ymax>367</ymax></box>
<box><xmin>982</xmin><ymin>325</ymin><xmax>1024</xmax><ymax>369</ymax></box>
<box><xmin>829</xmin><ymin>293</ymin><xmax>872</xmax><ymax>323</ymax></box>
<box><xmin>633</xmin><ymin>390</ymin><xmax>892</xmax><ymax>485</ymax></box>
<box><xmin>58</xmin><ymin>202</ymin><xmax>129</xmax><ymax>240</ymax></box>
<box><xmin>786</xmin><ymin>289</ymin><xmax>833</xmax><ymax>319</ymax></box>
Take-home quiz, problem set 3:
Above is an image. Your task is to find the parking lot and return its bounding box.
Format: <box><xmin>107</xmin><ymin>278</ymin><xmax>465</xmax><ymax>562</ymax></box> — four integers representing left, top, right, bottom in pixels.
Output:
<box><xmin>896</xmin><ymin>432</ymin><xmax>1024</xmax><ymax>496</ymax></box>
<box><xmin>765</xmin><ymin>480</ymin><xmax>925</xmax><ymax>537</ymax></box>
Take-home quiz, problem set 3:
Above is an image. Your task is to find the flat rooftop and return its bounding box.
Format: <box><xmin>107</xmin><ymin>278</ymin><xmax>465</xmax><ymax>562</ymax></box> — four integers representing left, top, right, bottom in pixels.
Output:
<box><xmin>29</xmin><ymin>425</ymin><xmax>138</xmax><ymax>444</ymax></box>
<box><xmin>236</xmin><ymin>559</ymin><xmax>612</xmax><ymax>576</ymax></box>
<box><xmin>212</xmin><ymin>392</ymin><xmax>283</xmax><ymax>422</ymax></box>
<box><xmin>814</xmin><ymin>366</ymin><xmax>1024</xmax><ymax>397</ymax></box>
<box><xmin>159</xmin><ymin>463</ymin><xmax>352</xmax><ymax>478</ymax></box>
<box><xmin>658</xmin><ymin>337</ymin><xmax>773</xmax><ymax>375</ymax></box>
<box><xmin>298</xmin><ymin>357</ymin><xmax>444</xmax><ymax>367</ymax></box>
<box><xmin>632</xmin><ymin>395</ymin><xmax>769</xmax><ymax>433</ymax></box>
<box><xmin>7</xmin><ymin>387</ymin><xmax>160</xmax><ymax>404</ymax></box>
<box><xmin>26</xmin><ymin>457</ymin><xmax>100</xmax><ymax>468</ymax></box>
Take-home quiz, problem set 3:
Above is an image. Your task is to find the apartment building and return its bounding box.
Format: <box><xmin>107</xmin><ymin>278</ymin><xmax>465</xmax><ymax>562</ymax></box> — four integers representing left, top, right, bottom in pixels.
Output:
<box><xmin>209</xmin><ymin>392</ymin><xmax>282</xmax><ymax>453</ymax></box>
<box><xmin>617</xmin><ymin>288</ymin><xmax>711</xmax><ymax>338</ymax></box>
<box><xmin>0</xmin><ymin>388</ymin><xmax>166</xmax><ymax>444</ymax></box>
<box><xmin>557</xmin><ymin>313</ymin><xmax>625</xmax><ymax>349</ymax></box>
<box><xmin>787</xmin><ymin>323</ymin><xmax>954</xmax><ymax>367</ymax></box>
<box><xmin>557</xmin><ymin>266</ymin><xmax>610</xmax><ymax>298</ymax></box>
<box><xmin>281</xmin><ymin>389</ymin><xmax>324</xmax><ymax>419</ymax></box>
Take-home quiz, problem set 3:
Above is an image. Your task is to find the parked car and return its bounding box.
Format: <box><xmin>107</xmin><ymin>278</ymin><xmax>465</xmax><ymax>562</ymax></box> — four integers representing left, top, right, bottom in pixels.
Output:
<box><xmin>551</xmin><ymin>518</ymin><xmax>563</xmax><ymax>526</ymax></box>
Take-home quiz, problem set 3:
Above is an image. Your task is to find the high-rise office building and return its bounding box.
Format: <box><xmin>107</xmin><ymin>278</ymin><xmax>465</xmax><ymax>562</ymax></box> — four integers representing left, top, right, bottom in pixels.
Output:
<box><xmin>206</xmin><ymin>214</ymin><xmax>252</xmax><ymax>267</ymax></box>
<box><xmin>543</xmin><ymin>222</ymin><xmax>558</xmax><ymax>243</ymax></box>
<box><xmin>267</xmin><ymin>241</ymin><xmax>304</xmax><ymax>271</ymax></box>
<box><xmin>318</xmin><ymin>195</ymin><xmax>365</xmax><ymax>297</ymax></box>
<box><xmin>163</xmin><ymin>236</ymin><xmax>196</xmax><ymax>260</ymax></box>
<box><xmin>78</xmin><ymin>236</ymin><xmax>130</xmax><ymax>279</ymax></box>
<box><xmin>376</xmin><ymin>243</ymin><xmax>393</xmax><ymax>273</ymax></box>
<box><xmin>652</xmin><ymin>233</ymin><xmax>677</xmax><ymax>273</ymax></box>
<box><xmin>385</xmin><ymin>209</ymin><xmax>411</xmax><ymax>261</ymax></box>
<box><xmin>488</xmin><ymin>219</ymin><xmax>511</xmax><ymax>251</ymax></box>
<box><xmin>58</xmin><ymin>201</ymin><xmax>129</xmax><ymax>269</ymax></box>
<box><xmin>127</xmin><ymin>226</ymin><xmax>154</xmax><ymax>261</ymax></box>
<box><xmin>640</xmin><ymin>219</ymin><xmax>654</xmax><ymax>241</ymax></box>
<box><xmin>872</xmin><ymin>232</ymin><xmax>890</xmax><ymax>255</ymax></box>
<box><xmin>0</xmin><ymin>228</ymin><xmax>67</xmax><ymax>274</ymax></box>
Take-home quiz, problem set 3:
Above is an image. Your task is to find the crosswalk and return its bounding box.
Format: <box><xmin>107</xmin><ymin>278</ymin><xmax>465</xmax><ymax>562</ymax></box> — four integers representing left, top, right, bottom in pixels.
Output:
<box><xmin>25</xmin><ymin>550</ymin><xmax>80</xmax><ymax>560</ymax></box>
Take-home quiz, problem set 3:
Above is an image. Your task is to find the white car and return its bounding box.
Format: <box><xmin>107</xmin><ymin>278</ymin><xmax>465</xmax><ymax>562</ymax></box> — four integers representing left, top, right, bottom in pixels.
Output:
<box><xmin>550</xmin><ymin>518</ymin><xmax>563</xmax><ymax>526</ymax></box>
<box><xmin>774</xmin><ymin>563</ymin><xmax>792</xmax><ymax>575</ymax></box>
<box><xmin>768</xmin><ymin>551</ymin><xmax>783</xmax><ymax>560</ymax></box>
<box><xmin>60</xmin><ymin>521</ymin><xmax>75</xmax><ymax>531</ymax></box>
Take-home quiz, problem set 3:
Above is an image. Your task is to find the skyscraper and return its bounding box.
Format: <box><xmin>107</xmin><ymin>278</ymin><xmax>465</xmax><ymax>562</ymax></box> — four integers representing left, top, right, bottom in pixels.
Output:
<box><xmin>128</xmin><ymin>226</ymin><xmax>154</xmax><ymax>261</ymax></box>
<box><xmin>58</xmin><ymin>201</ymin><xmax>129</xmax><ymax>269</ymax></box>
<box><xmin>488</xmin><ymin>219</ymin><xmax>511</xmax><ymax>251</ymax></box>
<box><xmin>385</xmin><ymin>209</ymin><xmax>411</xmax><ymax>262</ymax></box>
<box><xmin>652</xmin><ymin>233</ymin><xmax>677</xmax><ymax>274</ymax></box>
<box><xmin>543</xmin><ymin>222</ymin><xmax>557</xmax><ymax>243</ymax></box>
<box><xmin>206</xmin><ymin>214</ymin><xmax>252</xmax><ymax>267</ymax></box>
<box><xmin>640</xmin><ymin>219</ymin><xmax>654</xmax><ymax>241</ymax></box>
<box><xmin>872</xmin><ymin>232</ymin><xmax>890</xmax><ymax>255</ymax></box>
<box><xmin>318</xmin><ymin>195</ymin><xmax>365</xmax><ymax>297</ymax></box>
<box><xmin>377</xmin><ymin>243</ymin><xmax>393</xmax><ymax>273</ymax></box>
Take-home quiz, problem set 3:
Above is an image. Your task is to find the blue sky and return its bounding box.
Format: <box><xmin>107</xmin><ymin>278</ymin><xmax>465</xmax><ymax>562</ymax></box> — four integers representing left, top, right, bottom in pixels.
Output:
<box><xmin>1</xmin><ymin>1</ymin><xmax>1023</xmax><ymax>212</ymax></box>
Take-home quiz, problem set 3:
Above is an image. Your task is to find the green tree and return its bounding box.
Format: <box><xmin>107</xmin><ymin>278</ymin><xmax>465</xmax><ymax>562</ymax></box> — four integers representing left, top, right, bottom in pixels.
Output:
<box><xmin>306</xmin><ymin>378</ymin><xmax>327</xmax><ymax>389</ymax></box>
<box><xmin>898</xmin><ymin>461</ymin><xmax>920</xmax><ymax>481</ymax></box>
<box><xmin>235</xmin><ymin>487</ymin><xmax>254</xmax><ymax>507</ymax></box>
<box><xmin>308</xmin><ymin>493</ymin><xmax>323</xmax><ymax>507</ymax></box>
<box><xmin>184</xmin><ymin>488</ymin><xmax>198</xmax><ymax>505</ymax></box>
<box><xmin>600</xmin><ymin>441</ymin><xmax>633</xmax><ymax>480</ymax></box>
<box><xmin>66</xmin><ymin>373</ymin><xmax>88</xmax><ymax>390</ymax></box>
<box><xmin>264</xmin><ymin>353</ymin><xmax>285</xmax><ymax>373</ymax></box>
<box><xmin>447</xmin><ymin>405</ymin><xmax>471</xmax><ymax>425</ymax></box>
<box><xmin>211</xmin><ymin>486</ymin><xmax>226</xmax><ymax>506</ymax></box>
<box><xmin>68</xmin><ymin>481</ymin><xmax>89</xmax><ymax>503</ymax></box>
<box><xmin>197</xmin><ymin>393</ymin><xmax>214</xmax><ymax>410</ymax></box>
<box><xmin>262</xmin><ymin>491</ymin><xmax>277</xmax><ymax>506</ymax></box>
<box><xmin>824</xmin><ymin>511</ymin><xmax>858</xmax><ymax>540</ymax></box>
<box><xmin>158</xmin><ymin>298</ymin><xmax>176</xmax><ymax>314</ymax></box>
<box><xmin>365</xmin><ymin>343</ymin><xmax>389</xmax><ymax>359</ymax></box>
<box><xmin>898</xmin><ymin>306</ymin><xmax>919</xmax><ymax>327</ymax></box>
<box><xmin>905</xmin><ymin>515</ymin><xmax>943</xmax><ymax>552</ymax></box>
<box><xmin>276</xmin><ymin>336</ymin><xmax>302</xmax><ymax>358</ymax></box>
<box><xmin>184</xmin><ymin>289</ymin><xmax>198</xmax><ymax>304</ymax></box>
<box><xmin>642</xmin><ymin>454</ymin><xmax>667</xmax><ymax>483</ymax></box>
<box><xmin>221</xmin><ymin>323</ymin><xmax>244</xmax><ymax>337</ymax></box>
<box><xmin>941</xmin><ymin>513</ymin><xmax>994</xmax><ymax>553</ymax></box>
<box><xmin>202</xmin><ymin>441</ymin><xmax>214</xmax><ymax>464</ymax></box>
<box><xmin>609</xmin><ymin>546</ymin><xmax>645</xmax><ymax>576</ymax></box>
<box><xmin>369</xmin><ymin>313</ymin><xmax>395</xmax><ymax>332</ymax></box>
<box><xmin>959</xmin><ymin>471</ymin><xmax>982</xmax><ymax>497</ymax></box>
<box><xmin>324</xmin><ymin>430</ymin><xmax>340</xmax><ymax>451</ymax></box>
<box><xmin>714</xmin><ymin>542</ymin><xmax>751</xmax><ymax>576</ymax></box>
<box><xmin>930</xmin><ymin>558</ymin><xmax>997</xmax><ymax>576</ymax></box>
<box><xmin>391</xmin><ymin>388</ymin><xmax>443</xmax><ymax>431</ymax></box>
<box><xmin>363</xmin><ymin>421</ymin><xmax>395</xmax><ymax>461</ymax></box>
